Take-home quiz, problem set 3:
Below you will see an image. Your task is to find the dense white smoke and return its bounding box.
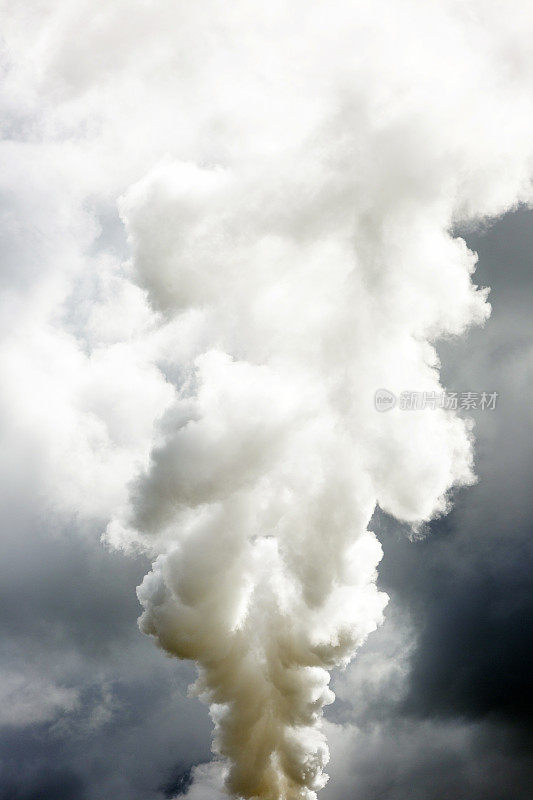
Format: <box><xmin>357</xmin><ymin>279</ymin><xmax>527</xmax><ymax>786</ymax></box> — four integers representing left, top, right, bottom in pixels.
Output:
<box><xmin>2</xmin><ymin>1</ymin><xmax>533</xmax><ymax>798</ymax></box>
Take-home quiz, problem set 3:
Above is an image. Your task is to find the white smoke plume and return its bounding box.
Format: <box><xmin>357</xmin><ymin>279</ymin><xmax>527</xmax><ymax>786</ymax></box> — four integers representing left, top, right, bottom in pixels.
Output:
<box><xmin>2</xmin><ymin>1</ymin><xmax>533</xmax><ymax>798</ymax></box>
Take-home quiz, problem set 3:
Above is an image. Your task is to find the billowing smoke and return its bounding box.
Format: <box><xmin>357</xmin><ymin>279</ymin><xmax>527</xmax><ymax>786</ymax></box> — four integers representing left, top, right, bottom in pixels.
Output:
<box><xmin>103</xmin><ymin>4</ymin><xmax>532</xmax><ymax>797</ymax></box>
<box><xmin>2</xmin><ymin>1</ymin><xmax>533</xmax><ymax>798</ymax></box>
<box><xmin>109</xmin><ymin>157</ymin><xmax>486</xmax><ymax>798</ymax></box>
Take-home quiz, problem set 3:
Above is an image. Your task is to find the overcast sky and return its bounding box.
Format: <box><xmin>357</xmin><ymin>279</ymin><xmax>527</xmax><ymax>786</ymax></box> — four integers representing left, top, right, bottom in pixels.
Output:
<box><xmin>1</xmin><ymin>3</ymin><xmax>532</xmax><ymax>800</ymax></box>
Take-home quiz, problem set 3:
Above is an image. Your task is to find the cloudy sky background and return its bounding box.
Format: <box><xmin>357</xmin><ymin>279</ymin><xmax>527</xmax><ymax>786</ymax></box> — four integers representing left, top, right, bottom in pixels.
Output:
<box><xmin>1</xmin><ymin>2</ymin><xmax>533</xmax><ymax>799</ymax></box>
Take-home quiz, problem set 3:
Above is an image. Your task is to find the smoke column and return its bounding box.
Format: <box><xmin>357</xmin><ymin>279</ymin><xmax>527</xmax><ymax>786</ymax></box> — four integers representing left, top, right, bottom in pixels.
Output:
<box><xmin>3</xmin><ymin>1</ymin><xmax>533</xmax><ymax>798</ymax></box>
<box><xmin>104</xmin><ymin>4</ymin><xmax>532</xmax><ymax>797</ymax></box>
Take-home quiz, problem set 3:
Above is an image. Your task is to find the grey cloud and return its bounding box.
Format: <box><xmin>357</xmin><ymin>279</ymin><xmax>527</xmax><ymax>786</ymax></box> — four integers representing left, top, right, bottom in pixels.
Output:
<box><xmin>0</xmin><ymin>498</ymin><xmax>211</xmax><ymax>800</ymax></box>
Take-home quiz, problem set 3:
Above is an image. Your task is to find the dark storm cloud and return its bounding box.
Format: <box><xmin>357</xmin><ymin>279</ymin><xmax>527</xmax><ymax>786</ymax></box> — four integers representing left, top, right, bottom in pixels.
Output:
<box><xmin>159</xmin><ymin>764</ymin><xmax>194</xmax><ymax>798</ymax></box>
<box><xmin>379</xmin><ymin>208</ymin><xmax>533</xmax><ymax>725</ymax></box>
<box><xmin>377</xmin><ymin>505</ymin><xmax>533</xmax><ymax>723</ymax></box>
<box><xmin>0</xmin><ymin>522</ymin><xmax>147</xmax><ymax>658</ymax></box>
<box><xmin>323</xmin><ymin>717</ymin><xmax>533</xmax><ymax>800</ymax></box>
<box><xmin>0</xmin><ymin>499</ymin><xmax>211</xmax><ymax>800</ymax></box>
<box><xmin>0</xmin><ymin>767</ymin><xmax>85</xmax><ymax>800</ymax></box>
